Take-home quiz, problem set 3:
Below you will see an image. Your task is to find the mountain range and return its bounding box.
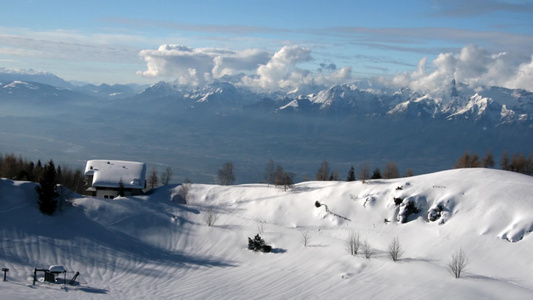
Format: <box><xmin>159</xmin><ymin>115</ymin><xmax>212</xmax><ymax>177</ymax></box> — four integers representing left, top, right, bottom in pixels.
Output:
<box><xmin>1</xmin><ymin>69</ymin><xmax>532</xmax><ymax>183</ymax></box>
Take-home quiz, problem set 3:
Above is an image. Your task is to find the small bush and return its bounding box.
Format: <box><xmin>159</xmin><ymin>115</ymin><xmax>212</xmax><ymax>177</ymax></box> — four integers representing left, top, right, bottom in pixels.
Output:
<box><xmin>388</xmin><ymin>237</ymin><xmax>403</xmax><ymax>262</ymax></box>
<box><xmin>301</xmin><ymin>231</ymin><xmax>311</xmax><ymax>247</ymax></box>
<box><xmin>345</xmin><ymin>231</ymin><xmax>360</xmax><ymax>256</ymax></box>
<box><xmin>203</xmin><ymin>208</ymin><xmax>219</xmax><ymax>226</ymax></box>
<box><xmin>248</xmin><ymin>234</ymin><xmax>271</xmax><ymax>252</ymax></box>
<box><xmin>362</xmin><ymin>240</ymin><xmax>374</xmax><ymax>259</ymax></box>
<box><xmin>448</xmin><ymin>248</ymin><xmax>469</xmax><ymax>278</ymax></box>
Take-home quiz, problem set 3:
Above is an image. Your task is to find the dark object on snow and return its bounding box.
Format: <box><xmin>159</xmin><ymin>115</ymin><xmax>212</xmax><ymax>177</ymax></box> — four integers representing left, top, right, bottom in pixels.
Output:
<box><xmin>248</xmin><ymin>234</ymin><xmax>272</xmax><ymax>252</ymax></box>
<box><xmin>427</xmin><ymin>204</ymin><xmax>444</xmax><ymax>222</ymax></box>
<box><xmin>396</xmin><ymin>186</ymin><xmax>403</xmax><ymax>190</ymax></box>
<box><xmin>2</xmin><ymin>268</ymin><xmax>8</xmax><ymax>281</ymax></box>
<box><xmin>315</xmin><ymin>201</ymin><xmax>351</xmax><ymax>221</ymax></box>
<box><xmin>397</xmin><ymin>199</ymin><xmax>422</xmax><ymax>223</ymax></box>
<box><xmin>393</xmin><ymin>197</ymin><xmax>404</xmax><ymax>205</ymax></box>
<box><xmin>69</xmin><ymin>271</ymin><xmax>80</xmax><ymax>285</ymax></box>
<box><xmin>33</xmin><ymin>265</ymin><xmax>68</xmax><ymax>285</ymax></box>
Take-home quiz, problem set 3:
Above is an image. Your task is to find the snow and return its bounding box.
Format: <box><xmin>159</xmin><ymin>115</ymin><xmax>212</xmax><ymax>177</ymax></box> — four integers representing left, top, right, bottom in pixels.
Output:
<box><xmin>1</xmin><ymin>168</ymin><xmax>532</xmax><ymax>299</ymax></box>
<box><xmin>84</xmin><ymin>160</ymin><xmax>146</xmax><ymax>189</ymax></box>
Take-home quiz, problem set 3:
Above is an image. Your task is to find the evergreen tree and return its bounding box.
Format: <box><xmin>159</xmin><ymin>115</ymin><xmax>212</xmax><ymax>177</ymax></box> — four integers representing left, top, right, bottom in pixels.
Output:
<box><xmin>346</xmin><ymin>165</ymin><xmax>356</xmax><ymax>182</ymax></box>
<box><xmin>118</xmin><ymin>179</ymin><xmax>125</xmax><ymax>197</ymax></box>
<box><xmin>371</xmin><ymin>168</ymin><xmax>382</xmax><ymax>179</ymax></box>
<box><xmin>35</xmin><ymin>160</ymin><xmax>58</xmax><ymax>215</ymax></box>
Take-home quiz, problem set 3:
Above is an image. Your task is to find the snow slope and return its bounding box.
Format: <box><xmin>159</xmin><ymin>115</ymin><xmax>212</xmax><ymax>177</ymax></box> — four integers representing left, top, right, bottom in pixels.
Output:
<box><xmin>1</xmin><ymin>168</ymin><xmax>532</xmax><ymax>299</ymax></box>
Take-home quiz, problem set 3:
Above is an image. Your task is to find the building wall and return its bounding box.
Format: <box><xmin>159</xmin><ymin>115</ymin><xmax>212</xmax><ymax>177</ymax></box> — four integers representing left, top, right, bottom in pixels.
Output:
<box><xmin>95</xmin><ymin>187</ymin><xmax>143</xmax><ymax>199</ymax></box>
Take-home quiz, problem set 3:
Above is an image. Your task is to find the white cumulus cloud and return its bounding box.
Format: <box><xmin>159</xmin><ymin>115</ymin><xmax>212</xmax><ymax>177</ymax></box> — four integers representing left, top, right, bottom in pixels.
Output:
<box><xmin>138</xmin><ymin>44</ymin><xmax>352</xmax><ymax>89</ymax></box>
<box><xmin>137</xmin><ymin>44</ymin><xmax>271</xmax><ymax>85</ymax></box>
<box><xmin>390</xmin><ymin>44</ymin><xmax>533</xmax><ymax>93</ymax></box>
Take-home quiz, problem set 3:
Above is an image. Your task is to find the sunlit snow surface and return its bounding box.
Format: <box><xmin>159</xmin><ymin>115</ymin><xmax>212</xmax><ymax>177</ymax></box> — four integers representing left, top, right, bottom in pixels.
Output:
<box><xmin>1</xmin><ymin>168</ymin><xmax>532</xmax><ymax>299</ymax></box>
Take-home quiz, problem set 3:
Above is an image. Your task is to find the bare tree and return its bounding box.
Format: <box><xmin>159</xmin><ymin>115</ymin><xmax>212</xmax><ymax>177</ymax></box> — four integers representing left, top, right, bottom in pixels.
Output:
<box><xmin>274</xmin><ymin>164</ymin><xmax>294</xmax><ymax>191</ymax></box>
<box><xmin>481</xmin><ymin>150</ymin><xmax>495</xmax><ymax>168</ymax></box>
<box><xmin>388</xmin><ymin>237</ymin><xmax>403</xmax><ymax>262</ymax></box>
<box><xmin>454</xmin><ymin>150</ymin><xmax>480</xmax><ymax>168</ymax></box>
<box><xmin>265</xmin><ymin>159</ymin><xmax>276</xmax><ymax>186</ymax></box>
<box><xmin>160</xmin><ymin>167</ymin><xmax>173</xmax><ymax>185</ymax></box>
<box><xmin>345</xmin><ymin>231</ymin><xmax>360</xmax><ymax>256</ymax></box>
<box><xmin>316</xmin><ymin>159</ymin><xmax>330</xmax><ymax>181</ymax></box>
<box><xmin>147</xmin><ymin>166</ymin><xmax>159</xmax><ymax>189</ymax></box>
<box><xmin>501</xmin><ymin>151</ymin><xmax>510</xmax><ymax>170</ymax></box>
<box><xmin>404</xmin><ymin>168</ymin><xmax>415</xmax><ymax>177</ymax></box>
<box><xmin>383</xmin><ymin>161</ymin><xmax>400</xmax><ymax>179</ymax></box>
<box><xmin>448</xmin><ymin>248</ymin><xmax>469</xmax><ymax>278</ymax></box>
<box><xmin>362</xmin><ymin>239</ymin><xmax>374</xmax><ymax>259</ymax></box>
<box><xmin>174</xmin><ymin>182</ymin><xmax>191</xmax><ymax>204</ymax></box>
<box><xmin>301</xmin><ymin>231</ymin><xmax>312</xmax><ymax>247</ymax></box>
<box><xmin>217</xmin><ymin>162</ymin><xmax>235</xmax><ymax>185</ymax></box>
<box><xmin>203</xmin><ymin>208</ymin><xmax>219</xmax><ymax>226</ymax></box>
<box><xmin>359</xmin><ymin>163</ymin><xmax>370</xmax><ymax>183</ymax></box>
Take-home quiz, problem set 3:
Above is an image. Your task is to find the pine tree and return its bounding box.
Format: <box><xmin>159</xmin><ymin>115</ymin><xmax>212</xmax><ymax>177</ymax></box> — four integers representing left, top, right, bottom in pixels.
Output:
<box><xmin>371</xmin><ymin>168</ymin><xmax>382</xmax><ymax>179</ymax></box>
<box><xmin>35</xmin><ymin>160</ymin><xmax>58</xmax><ymax>215</ymax></box>
<box><xmin>346</xmin><ymin>165</ymin><xmax>356</xmax><ymax>182</ymax></box>
<box><xmin>118</xmin><ymin>179</ymin><xmax>125</xmax><ymax>197</ymax></box>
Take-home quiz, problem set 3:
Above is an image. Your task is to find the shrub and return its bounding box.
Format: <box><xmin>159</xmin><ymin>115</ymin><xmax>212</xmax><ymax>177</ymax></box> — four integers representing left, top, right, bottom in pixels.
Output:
<box><xmin>203</xmin><ymin>208</ymin><xmax>219</xmax><ymax>226</ymax></box>
<box><xmin>362</xmin><ymin>240</ymin><xmax>374</xmax><ymax>259</ymax></box>
<box><xmin>248</xmin><ymin>234</ymin><xmax>271</xmax><ymax>252</ymax></box>
<box><xmin>388</xmin><ymin>237</ymin><xmax>403</xmax><ymax>262</ymax></box>
<box><xmin>301</xmin><ymin>231</ymin><xmax>311</xmax><ymax>247</ymax></box>
<box><xmin>448</xmin><ymin>248</ymin><xmax>469</xmax><ymax>278</ymax></box>
<box><xmin>345</xmin><ymin>231</ymin><xmax>360</xmax><ymax>256</ymax></box>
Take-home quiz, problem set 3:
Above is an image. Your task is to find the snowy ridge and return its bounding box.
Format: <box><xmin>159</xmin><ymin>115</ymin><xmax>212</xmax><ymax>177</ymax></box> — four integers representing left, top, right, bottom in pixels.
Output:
<box><xmin>1</xmin><ymin>168</ymin><xmax>532</xmax><ymax>299</ymax></box>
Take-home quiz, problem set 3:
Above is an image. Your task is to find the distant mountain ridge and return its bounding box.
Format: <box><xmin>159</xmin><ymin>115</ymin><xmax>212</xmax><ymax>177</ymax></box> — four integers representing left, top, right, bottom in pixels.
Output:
<box><xmin>2</xmin><ymin>70</ymin><xmax>532</xmax><ymax>126</ymax></box>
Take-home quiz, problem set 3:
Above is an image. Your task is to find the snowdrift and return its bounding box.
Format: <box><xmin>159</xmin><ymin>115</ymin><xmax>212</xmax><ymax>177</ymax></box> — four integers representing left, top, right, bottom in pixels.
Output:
<box><xmin>1</xmin><ymin>168</ymin><xmax>532</xmax><ymax>299</ymax></box>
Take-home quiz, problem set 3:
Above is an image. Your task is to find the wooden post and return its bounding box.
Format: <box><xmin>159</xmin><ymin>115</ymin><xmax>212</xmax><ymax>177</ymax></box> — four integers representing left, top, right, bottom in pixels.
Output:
<box><xmin>1</xmin><ymin>268</ymin><xmax>8</xmax><ymax>281</ymax></box>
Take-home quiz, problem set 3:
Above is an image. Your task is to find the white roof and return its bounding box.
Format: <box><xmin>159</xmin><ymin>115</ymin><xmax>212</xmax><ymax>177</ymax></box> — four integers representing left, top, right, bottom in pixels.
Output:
<box><xmin>85</xmin><ymin>160</ymin><xmax>146</xmax><ymax>189</ymax></box>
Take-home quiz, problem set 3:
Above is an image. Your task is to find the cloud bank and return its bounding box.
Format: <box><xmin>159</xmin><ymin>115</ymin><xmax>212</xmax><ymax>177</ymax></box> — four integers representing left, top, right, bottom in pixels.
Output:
<box><xmin>137</xmin><ymin>44</ymin><xmax>352</xmax><ymax>90</ymax></box>
<box><xmin>390</xmin><ymin>44</ymin><xmax>533</xmax><ymax>93</ymax></box>
<box><xmin>139</xmin><ymin>44</ymin><xmax>533</xmax><ymax>93</ymax></box>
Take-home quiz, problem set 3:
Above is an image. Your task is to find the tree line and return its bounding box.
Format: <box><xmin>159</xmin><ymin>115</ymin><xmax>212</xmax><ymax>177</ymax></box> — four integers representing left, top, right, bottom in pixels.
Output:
<box><xmin>453</xmin><ymin>150</ymin><xmax>533</xmax><ymax>175</ymax></box>
<box><xmin>0</xmin><ymin>153</ymin><xmax>85</xmax><ymax>194</ymax></box>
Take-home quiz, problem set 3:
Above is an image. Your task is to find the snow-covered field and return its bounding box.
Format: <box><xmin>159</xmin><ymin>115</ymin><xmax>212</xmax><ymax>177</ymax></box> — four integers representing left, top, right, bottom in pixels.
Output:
<box><xmin>1</xmin><ymin>168</ymin><xmax>532</xmax><ymax>299</ymax></box>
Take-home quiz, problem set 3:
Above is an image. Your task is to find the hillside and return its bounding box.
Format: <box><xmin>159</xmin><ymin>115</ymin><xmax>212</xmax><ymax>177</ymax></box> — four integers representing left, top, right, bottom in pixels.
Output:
<box><xmin>1</xmin><ymin>168</ymin><xmax>532</xmax><ymax>299</ymax></box>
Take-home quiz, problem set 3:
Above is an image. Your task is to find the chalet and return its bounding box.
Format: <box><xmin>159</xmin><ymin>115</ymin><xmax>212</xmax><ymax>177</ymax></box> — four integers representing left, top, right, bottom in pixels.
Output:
<box><xmin>84</xmin><ymin>160</ymin><xmax>146</xmax><ymax>199</ymax></box>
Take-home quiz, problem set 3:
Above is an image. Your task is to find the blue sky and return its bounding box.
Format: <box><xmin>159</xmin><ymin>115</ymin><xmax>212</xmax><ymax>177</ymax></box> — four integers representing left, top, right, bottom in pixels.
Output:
<box><xmin>1</xmin><ymin>0</ymin><xmax>533</xmax><ymax>91</ymax></box>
